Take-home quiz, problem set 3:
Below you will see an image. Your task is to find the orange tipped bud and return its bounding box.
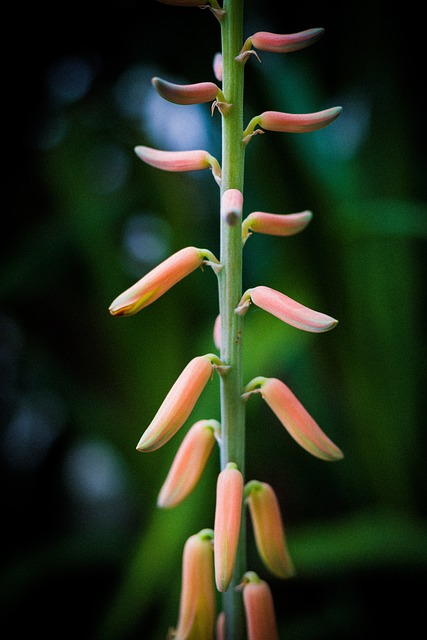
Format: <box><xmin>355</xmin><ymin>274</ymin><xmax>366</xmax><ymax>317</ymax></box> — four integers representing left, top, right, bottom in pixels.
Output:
<box><xmin>241</xmin><ymin>572</ymin><xmax>279</xmax><ymax>640</ymax></box>
<box><xmin>221</xmin><ymin>188</ymin><xmax>243</xmax><ymax>226</ymax></box>
<box><xmin>236</xmin><ymin>285</ymin><xmax>338</xmax><ymax>333</ymax></box>
<box><xmin>134</xmin><ymin>146</ymin><xmax>222</xmax><ymax>184</ymax></box>
<box><xmin>242</xmin><ymin>210</ymin><xmax>312</xmax><ymax>243</ymax></box>
<box><xmin>152</xmin><ymin>77</ymin><xmax>220</xmax><ymax>105</ymax></box>
<box><xmin>245</xmin><ymin>481</ymin><xmax>295</xmax><ymax>579</ymax></box>
<box><xmin>173</xmin><ymin>529</ymin><xmax>215</xmax><ymax>640</ymax></box>
<box><xmin>157</xmin><ymin>419</ymin><xmax>220</xmax><ymax>508</ymax></box>
<box><xmin>243</xmin><ymin>376</ymin><xmax>344</xmax><ymax>461</ymax></box>
<box><xmin>109</xmin><ymin>247</ymin><xmax>220</xmax><ymax>316</ymax></box>
<box><xmin>251</xmin><ymin>28</ymin><xmax>324</xmax><ymax>53</ymax></box>
<box><xmin>214</xmin><ymin>463</ymin><xmax>244</xmax><ymax>592</ymax></box>
<box><xmin>136</xmin><ymin>354</ymin><xmax>218</xmax><ymax>452</ymax></box>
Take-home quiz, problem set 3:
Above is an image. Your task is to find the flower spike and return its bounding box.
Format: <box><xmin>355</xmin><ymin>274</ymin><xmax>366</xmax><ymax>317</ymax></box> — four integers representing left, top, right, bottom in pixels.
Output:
<box><xmin>172</xmin><ymin>529</ymin><xmax>215</xmax><ymax>640</ymax></box>
<box><xmin>134</xmin><ymin>146</ymin><xmax>222</xmax><ymax>185</ymax></box>
<box><xmin>157</xmin><ymin>419</ymin><xmax>220</xmax><ymax>508</ymax></box>
<box><xmin>214</xmin><ymin>463</ymin><xmax>244</xmax><ymax>592</ymax></box>
<box><xmin>236</xmin><ymin>285</ymin><xmax>338</xmax><ymax>333</ymax></box>
<box><xmin>242</xmin><ymin>210</ymin><xmax>312</xmax><ymax>244</ymax></box>
<box><xmin>109</xmin><ymin>246</ymin><xmax>220</xmax><ymax>316</ymax></box>
<box><xmin>136</xmin><ymin>354</ymin><xmax>220</xmax><ymax>452</ymax></box>
<box><xmin>242</xmin><ymin>376</ymin><xmax>344</xmax><ymax>461</ymax></box>
<box><xmin>243</xmin><ymin>107</ymin><xmax>342</xmax><ymax>143</ymax></box>
<box><xmin>236</xmin><ymin>28</ymin><xmax>324</xmax><ymax>62</ymax></box>
<box><xmin>241</xmin><ymin>572</ymin><xmax>279</xmax><ymax>640</ymax></box>
<box><xmin>152</xmin><ymin>77</ymin><xmax>222</xmax><ymax>105</ymax></box>
<box><xmin>245</xmin><ymin>480</ymin><xmax>295</xmax><ymax>579</ymax></box>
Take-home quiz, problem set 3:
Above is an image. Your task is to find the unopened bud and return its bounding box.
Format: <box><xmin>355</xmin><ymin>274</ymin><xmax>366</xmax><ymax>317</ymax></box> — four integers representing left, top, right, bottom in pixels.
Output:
<box><xmin>152</xmin><ymin>77</ymin><xmax>220</xmax><ymax>105</ymax></box>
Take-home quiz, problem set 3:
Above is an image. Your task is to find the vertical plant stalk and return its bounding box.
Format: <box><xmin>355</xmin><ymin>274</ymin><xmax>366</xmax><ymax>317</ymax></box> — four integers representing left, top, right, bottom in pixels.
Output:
<box><xmin>218</xmin><ymin>1</ymin><xmax>246</xmax><ymax>638</ymax></box>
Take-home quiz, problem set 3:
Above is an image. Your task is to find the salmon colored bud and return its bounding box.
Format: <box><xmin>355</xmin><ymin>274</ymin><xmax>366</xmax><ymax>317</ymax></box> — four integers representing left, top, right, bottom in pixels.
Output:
<box><xmin>134</xmin><ymin>145</ymin><xmax>222</xmax><ymax>182</ymax></box>
<box><xmin>157</xmin><ymin>419</ymin><xmax>220</xmax><ymax>508</ymax></box>
<box><xmin>152</xmin><ymin>77</ymin><xmax>220</xmax><ymax>105</ymax></box>
<box><xmin>242</xmin><ymin>210</ymin><xmax>312</xmax><ymax>243</ymax></box>
<box><xmin>241</xmin><ymin>572</ymin><xmax>279</xmax><ymax>640</ymax></box>
<box><xmin>213</xmin><ymin>314</ymin><xmax>221</xmax><ymax>350</ymax></box>
<box><xmin>214</xmin><ymin>463</ymin><xmax>244</xmax><ymax>592</ymax></box>
<box><xmin>213</xmin><ymin>52</ymin><xmax>223</xmax><ymax>82</ymax></box>
<box><xmin>251</xmin><ymin>28</ymin><xmax>324</xmax><ymax>53</ymax></box>
<box><xmin>221</xmin><ymin>188</ymin><xmax>243</xmax><ymax>226</ymax></box>
<box><xmin>109</xmin><ymin>246</ymin><xmax>220</xmax><ymax>316</ymax></box>
<box><xmin>173</xmin><ymin>529</ymin><xmax>215</xmax><ymax>640</ymax></box>
<box><xmin>216</xmin><ymin>612</ymin><xmax>225</xmax><ymax>640</ymax></box>
<box><xmin>236</xmin><ymin>285</ymin><xmax>338</xmax><ymax>333</ymax></box>
<box><xmin>245</xmin><ymin>480</ymin><xmax>295</xmax><ymax>579</ymax></box>
<box><xmin>136</xmin><ymin>354</ymin><xmax>219</xmax><ymax>452</ymax></box>
<box><xmin>243</xmin><ymin>376</ymin><xmax>344</xmax><ymax>461</ymax></box>
<box><xmin>259</xmin><ymin>107</ymin><xmax>342</xmax><ymax>133</ymax></box>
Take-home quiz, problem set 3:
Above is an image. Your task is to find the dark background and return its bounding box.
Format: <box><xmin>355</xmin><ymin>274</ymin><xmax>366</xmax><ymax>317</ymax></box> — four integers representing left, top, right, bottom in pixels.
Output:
<box><xmin>2</xmin><ymin>1</ymin><xmax>426</xmax><ymax>638</ymax></box>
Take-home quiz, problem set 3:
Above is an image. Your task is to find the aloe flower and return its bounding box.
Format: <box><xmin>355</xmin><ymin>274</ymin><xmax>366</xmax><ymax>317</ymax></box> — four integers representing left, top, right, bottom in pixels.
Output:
<box><xmin>214</xmin><ymin>463</ymin><xmax>244</xmax><ymax>592</ymax></box>
<box><xmin>152</xmin><ymin>77</ymin><xmax>221</xmax><ymax>105</ymax></box>
<box><xmin>242</xmin><ymin>210</ymin><xmax>313</xmax><ymax>244</ymax></box>
<box><xmin>157</xmin><ymin>419</ymin><xmax>220</xmax><ymax>508</ymax></box>
<box><xmin>136</xmin><ymin>354</ymin><xmax>220</xmax><ymax>452</ymax></box>
<box><xmin>243</xmin><ymin>107</ymin><xmax>342</xmax><ymax>142</ymax></box>
<box><xmin>173</xmin><ymin>529</ymin><xmax>215</xmax><ymax>640</ymax></box>
<box><xmin>241</xmin><ymin>572</ymin><xmax>279</xmax><ymax>640</ymax></box>
<box><xmin>236</xmin><ymin>285</ymin><xmax>338</xmax><ymax>333</ymax></box>
<box><xmin>221</xmin><ymin>188</ymin><xmax>243</xmax><ymax>226</ymax></box>
<box><xmin>109</xmin><ymin>246</ymin><xmax>220</xmax><ymax>316</ymax></box>
<box><xmin>243</xmin><ymin>376</ymin><xmax>344</xmax><ymax>461</ymax></box>
<box><xmin>236</xmin><ymin>27</ymin><xmax>324</xmax><ymax>62</ymax></box>
<box><xmin>245</xmin><ymin>480</ymin><xmax>295</xmax><ymax>579</ymax></box>
<box><xmin>134</xmin><ymin>146</ymin><xmax>222</xmax><ymax>185</ymax></box>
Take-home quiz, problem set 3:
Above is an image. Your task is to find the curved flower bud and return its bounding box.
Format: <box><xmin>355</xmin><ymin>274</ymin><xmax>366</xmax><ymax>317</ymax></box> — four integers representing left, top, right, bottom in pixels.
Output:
<box><xmin>213</xmin><ymin>52</ymin><xmax>223</xmax><ymax>82</ymax></box>
<box><xmin>243</xmin><ymin>107</ymin><xmax>342</xmax><ymax>142</ymax></box>
<box><xmin>221</xmin><ymin>188</ymin><xmax>243</xmax><ymax>226</ymax></box>
<box><xmin>157</xmin><ymin>419</ymin><xmax>220</xmax><ymax>508</ymax></box>
<box><xmin>236</xmin><ymin>28</ymin><xmax>324</xmax><ymax>63</ymax></box>
<box><xmin>109</xmin><ymin>246</ymin><xmax>220</xmax><ymax>316</ymax></box>
<box><xmin>245</xmin><ymin>480</ymin><xmax>295</xmax><ymax>579</ymax></box>
<box><xmin>134</xmin><ymin>146</ymin><xmax>222</xmax><ymax>184</ymax></box>
<box><xmin>152</xmin><ymin>77</ymin><xmax>221</xmax><ymax>105</ymax></box>
<box><xmin>214</xmin><ymin>463</ymin><xmax>244</xmax><ymax>592</ymax></box>
<box><xmin>242</xmin><ymin>376</ymin><xmax>344</xmax><ymax>461</ymax></box>
<box><xmin>136</xmin><ymin>354</ymin><xmax>221</xmax><ymax>452</ymax></box>
<box><xmin>241</xmin><ymin>572</ymin><xmax>279</xmax><ymax>640</ymax></box>
<box><xmin>242</xmin><ymin>210</ymin><xmax>312</xmax><ymax>244</ymax></box>
<box><xmin>173</xmin><ymin>529</ymin><xmax>215</xmax><ymax>640</ymax></box>
<box><xmin>236</xmin><ymin>285</ymin><xmax>338</xmax><ymax>333</ymax></box>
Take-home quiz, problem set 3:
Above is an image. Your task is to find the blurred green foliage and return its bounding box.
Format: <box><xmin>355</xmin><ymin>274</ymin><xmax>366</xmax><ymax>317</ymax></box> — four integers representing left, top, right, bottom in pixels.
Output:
<box><xmin>2</xmin><ymin>1</ymin><xmax>426</xmax><ymax>638</ymax></box>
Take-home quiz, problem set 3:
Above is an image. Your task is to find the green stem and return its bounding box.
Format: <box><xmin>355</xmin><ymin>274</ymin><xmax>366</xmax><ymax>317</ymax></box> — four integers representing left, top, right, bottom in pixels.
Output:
<box><xmin>219</xmin><ymin>1</ymin><xmax>246</xmax><ymax>638</ymax></box>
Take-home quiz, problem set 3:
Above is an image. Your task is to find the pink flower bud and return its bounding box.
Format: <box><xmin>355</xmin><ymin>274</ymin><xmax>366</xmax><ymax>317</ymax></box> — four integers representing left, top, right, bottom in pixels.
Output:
<box><xmin>236</xmin><ymin>285</ymin><xmax>338</xmax><ymax>333</ymax></box>
<box><xmin>216</xmin><ymin>612</ymin><xmax>225</xmax><ymax>640</ymax></box>
<box><xmin>109</xmin><ymin>246</ymin><xmax>220</xmax><ymax>316</ymax></box>
<box><xmin>243</xmin><ymin>376</ymin><xmax>344</xmax><ymax>461</ymax></box>
<box><xmin>242</xmin><ymin>210</ymin><xmax>312</xmax><ymax>243</ymax></box>
<box><xmin>259</xmin><ymin>107</ymin><xmax>342</xmax><ymax>133</ymax></box>
<box><xmin>221</xmin><ymin>188</ymin><xmax>243</xmax><ymax>226</ymax></box>
<box><xmin>245</xmin><ymin>481</ymin><xmax>295</xmax><ymax>579</ymax></box>
<box><xmin>134</xmin><ymin>146</ymin><xmax>222</xmax><ymax>183</ymax></box>
<box><xmin>213</xmin><ymin>52</ymin><xmax>223</xmax><ymax>82</ymax></box>
<box><xmin>241</xmin><ymin>572</ymin><xmax>279</xmax><ymax>640</ymax></box>
<box><xmin>214</xmin><ymin>463</ymin><xmax>244</xmax><ymax>592</ymax></box>
<box><xmin>157</xmin><ymin>419</ymin><xmax>220</xmax><ymax>508</ymax></box>
<box><xmin>173</xmin><ymin>529</ymin><xmax>215</xmax><ymax>640</ymax></box>
<box><xmin>213</xmin><ymin>314</ymin><xmax>221</xmax><ymax>350</ymax></box>
<box><xmin>251</xmin><ymin>28</ymin><xmax>324</xmax><ymax>53</ymax></box>
<box><xmin>136</xmin><ymin>354</ymin><xmax>219</xmax><ymax>452</ymax></box>
<box><xmin>152</xmin><ymin>77</ymin><xmax>220</xmax><ymax>105</ymax></box>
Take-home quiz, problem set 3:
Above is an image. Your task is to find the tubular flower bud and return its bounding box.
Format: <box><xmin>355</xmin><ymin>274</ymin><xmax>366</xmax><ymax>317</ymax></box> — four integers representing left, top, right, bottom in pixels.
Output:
<box><xmin>157</xmin><ymin>419</ymin><xmax>220</xmax><ymax>508</ymax></box>
<box><xmin>236</xmin><ymin>28</ymin><xmax>324</xmax><ymax>62</ymax></box>
<box><xmin>213</xmin><ymin>52</ymin><xmax>223</xmax><ymax>82</ymax></box>
<box><xmin>216</xmin><ymin>612</ymin><xmax>225</xmax><ymax>640</ymax></box>
<box><xmin>134</xmin><ymin>146</ymin><xmax>222</xmax><ymax>184</ymax></box>
<box><xmin>213</xmin><ymin>314</ymin><xmax>221</xmax><ymax>350</ymax></box>
<box><xmin>221</xmin><ymin>188</ymin><xmax>243</xmax><ymax>226</ymax></box>
<box><xmin>236</xmin><ymin>285</ymin><xmax>338</xmax><ymax>333</ymax></box>
<box><xmin>245</xmin><ymin>481</ymin><xmax>295</xmax><ymax>579</ymax></box>
<box><xmin>152</xmin><ymin>77</ymin><xmax>221</xmax><ymax>105</ymax></box>
<box><xmin>242</xmin><ymin>377</ymin><xmax>344</xmax><ymax>461</ymax></box>
<box><xmin>214</xmin><ymin>463</ymin><xmax>244</xmax><ymax>592</ymax></box>
<box><xmin>109</xmin><ymin>246</ymin><xmax>220</xmax><ymax>316</ymax></box>
<box><xmin>242</xmin><ymin>210</ymin><xmax>312</xmax><ymax>244</ymax></box>
<box><xmin>243</xmin><ymin>107</ymin><xmax>342</xmax><ymax>142</ymax></box>
<box><xmin>136</xmin><ymin>354</ymin><xmax>220</xmax><ymax>452</ymax></box>
<box><xmin>172</xmin><ymin>529</ymin><xmax>216</xmax><ymax>640</ymax></box>
<box><xmin>241</xmin><ymin>572</ymin><xmax>279</xmax><ymax>640</ymax></box>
